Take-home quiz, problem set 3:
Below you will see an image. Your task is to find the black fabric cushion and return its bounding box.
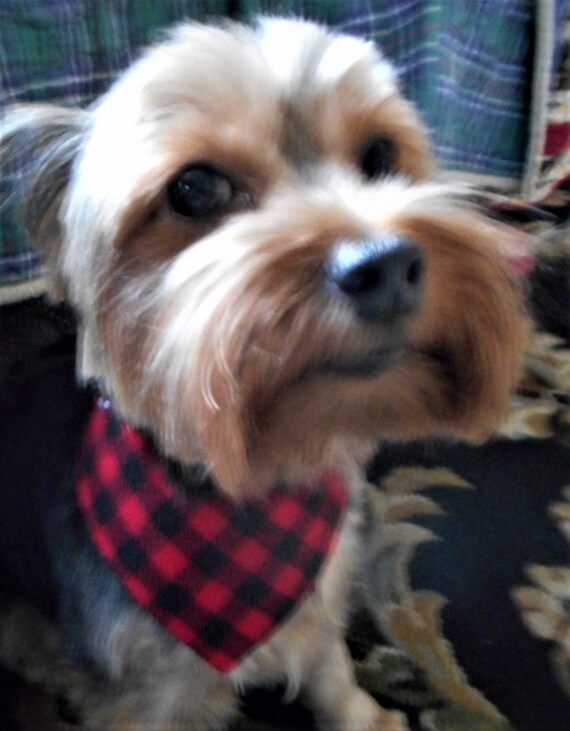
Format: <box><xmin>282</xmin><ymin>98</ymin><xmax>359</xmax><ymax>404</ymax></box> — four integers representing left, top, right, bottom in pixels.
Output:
<box><xmin>363</xmin><ymin>436</ymin><xmax>570</xmax><ymax>731</ymax></box>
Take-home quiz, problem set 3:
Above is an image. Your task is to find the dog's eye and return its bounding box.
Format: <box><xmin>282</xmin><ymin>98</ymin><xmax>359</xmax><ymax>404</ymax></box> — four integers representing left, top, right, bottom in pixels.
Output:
<box><xmin>359</xmin><ymin>136</ymin><xmax>397</xmax><ymax>180</ymax></box>
<box><xmin>167</xmin><ymin>164</ymin><xmax>236</xmax><ymax>218</ymax></box>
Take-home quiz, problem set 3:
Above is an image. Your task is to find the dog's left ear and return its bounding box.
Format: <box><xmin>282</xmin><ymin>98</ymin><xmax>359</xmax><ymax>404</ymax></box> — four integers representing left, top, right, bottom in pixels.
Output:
<box><xmin>1</xmin><ymin>104</ymin><xmax>88</xmax><ymax>295</ymax></box>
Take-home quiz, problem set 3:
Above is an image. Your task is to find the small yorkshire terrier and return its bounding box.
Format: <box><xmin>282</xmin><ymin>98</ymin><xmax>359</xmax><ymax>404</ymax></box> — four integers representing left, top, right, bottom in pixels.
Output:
<box><xmin>0</xmin><ymin>17</ymin><xmax>526</xmax><ymax>731</ymax></box>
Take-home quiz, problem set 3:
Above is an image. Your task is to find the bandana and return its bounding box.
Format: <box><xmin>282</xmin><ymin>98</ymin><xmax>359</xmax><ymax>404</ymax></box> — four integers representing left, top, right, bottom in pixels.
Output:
<box><xmin>76</xmin><ymin>401</ymin><xmax>348</xmax><ymax>673</ymax></box>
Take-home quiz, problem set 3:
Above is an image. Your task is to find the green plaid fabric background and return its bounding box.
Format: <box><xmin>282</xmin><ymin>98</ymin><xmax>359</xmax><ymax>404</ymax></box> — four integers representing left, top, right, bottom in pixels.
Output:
<box><xmin>0</xmin><ymin>0</ymin><xmax>568</xmax><ymax>289</ymax></box>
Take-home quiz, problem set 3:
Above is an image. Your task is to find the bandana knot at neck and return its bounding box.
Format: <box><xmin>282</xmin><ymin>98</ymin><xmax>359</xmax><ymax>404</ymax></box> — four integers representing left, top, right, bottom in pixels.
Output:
<box><xmin>76</xmin><ymin>401</ymin><xmax>349</xmax><ymax>672</ymax></box>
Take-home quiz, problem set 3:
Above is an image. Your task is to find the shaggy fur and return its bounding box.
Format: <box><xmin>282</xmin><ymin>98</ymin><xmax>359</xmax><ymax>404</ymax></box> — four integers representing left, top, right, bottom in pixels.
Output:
<box><xmin>0</xmin><ymin>17</ymin><xmax>526</xmax><ymax>731</ymax></box>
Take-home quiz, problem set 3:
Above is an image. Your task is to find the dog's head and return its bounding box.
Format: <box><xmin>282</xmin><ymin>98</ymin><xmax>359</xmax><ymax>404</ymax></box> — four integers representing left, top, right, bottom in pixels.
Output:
<box><xmin>1</xmin><ymin>19</ymin><xmax>527</xmax><ymax>493</ymax></box>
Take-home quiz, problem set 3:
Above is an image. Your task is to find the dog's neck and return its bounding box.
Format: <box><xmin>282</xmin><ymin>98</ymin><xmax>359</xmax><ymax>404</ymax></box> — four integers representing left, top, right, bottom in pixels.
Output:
<box><xmin>164</xmin><ymin>459</ymin><xmax>222</xmax><ymax>498</ymax></box>
<box><xmin>94</xmin><ymin>394</ymin><xmax>217</xmax><ymax>495</ymax></box>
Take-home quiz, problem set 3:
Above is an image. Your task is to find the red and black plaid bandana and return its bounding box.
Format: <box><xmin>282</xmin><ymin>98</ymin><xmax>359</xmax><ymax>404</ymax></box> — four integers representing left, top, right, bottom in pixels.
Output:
<box><xmin>76</xmin><ymin>401</ymin><xmax>348</xmax><ymax>673</ymax></box>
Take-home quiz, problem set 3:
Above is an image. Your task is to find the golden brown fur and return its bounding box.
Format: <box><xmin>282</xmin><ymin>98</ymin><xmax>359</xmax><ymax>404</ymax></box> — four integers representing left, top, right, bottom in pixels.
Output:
<box><xmin>0</xmin><ymin>17</ymin><xmax>527</xmax><ymax>730</ymax></box>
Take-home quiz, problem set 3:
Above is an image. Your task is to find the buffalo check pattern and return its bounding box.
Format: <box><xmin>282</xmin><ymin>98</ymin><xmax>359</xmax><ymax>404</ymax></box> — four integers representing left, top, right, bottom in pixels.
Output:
<box><xmin>76</xmin><ymin>401</ymin><xmax>348</xmax><ymax>672</ymax></box>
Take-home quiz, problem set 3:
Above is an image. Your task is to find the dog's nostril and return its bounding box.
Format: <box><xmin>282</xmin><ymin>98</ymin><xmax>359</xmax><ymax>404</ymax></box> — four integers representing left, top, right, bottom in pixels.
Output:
<box><xmin>326</xmin><ymin>236</ymin><xmax>425</xmax><ymax>321</ymax></box>
<box><xmin>406</xmin><ymin>257</ymin><xmax>424</xmax><ymax>287</ymax></box>
<box><xmin>340</xmin><ymin>261</ymin><xmax>383</xmax><ymax>296</ymax></box>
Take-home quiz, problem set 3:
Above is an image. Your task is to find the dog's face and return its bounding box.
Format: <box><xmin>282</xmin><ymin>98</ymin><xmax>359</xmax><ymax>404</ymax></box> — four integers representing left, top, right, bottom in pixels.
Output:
<box><xmin>3</xmin><ymin>19</ymin><xmax>526</xmax><ymax>492</ymax></box>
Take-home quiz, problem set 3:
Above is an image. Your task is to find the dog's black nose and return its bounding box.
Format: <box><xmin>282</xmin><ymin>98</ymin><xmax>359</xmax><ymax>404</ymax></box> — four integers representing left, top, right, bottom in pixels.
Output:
<box><xmin>326</xmin><ymin>236</ymin><xmax>425</xmax><ymax>321</ymax></box>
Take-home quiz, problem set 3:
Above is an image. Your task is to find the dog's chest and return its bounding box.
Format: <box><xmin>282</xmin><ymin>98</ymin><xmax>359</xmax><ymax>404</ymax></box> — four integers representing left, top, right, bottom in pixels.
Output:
<box><xmin>76</xmin><ymin>402</ymin><xmax>349</xmax><ymax>672</ymax></box>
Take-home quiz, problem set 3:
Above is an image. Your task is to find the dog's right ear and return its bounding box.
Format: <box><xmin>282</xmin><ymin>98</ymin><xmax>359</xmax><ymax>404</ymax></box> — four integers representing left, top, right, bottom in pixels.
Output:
<box><xmin>1</xmin><ymin>104</ymin><xmax>88</xmax><ymax>295</ymax></box>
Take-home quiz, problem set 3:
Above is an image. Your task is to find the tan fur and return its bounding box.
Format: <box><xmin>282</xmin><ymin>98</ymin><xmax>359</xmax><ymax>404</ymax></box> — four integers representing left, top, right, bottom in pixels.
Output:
<box><xmin>0</xmin><ymin>17</ymin><xmax>527</xmax><ymax>731</ymax></box>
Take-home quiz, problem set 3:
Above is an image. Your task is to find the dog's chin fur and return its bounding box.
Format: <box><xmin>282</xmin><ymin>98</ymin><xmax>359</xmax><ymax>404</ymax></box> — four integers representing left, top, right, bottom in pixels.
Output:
<box><xmin>0</xmin><ymin>17</ymin><xmax>527</xmax><ymax>731</ymax></box>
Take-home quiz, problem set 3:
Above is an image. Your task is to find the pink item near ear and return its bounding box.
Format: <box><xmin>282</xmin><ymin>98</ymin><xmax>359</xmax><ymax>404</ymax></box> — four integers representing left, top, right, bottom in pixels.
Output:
<box><xmin>504</xmin><ymin>229</ymin><xmax>536</xmax><ymax>277</ymax></box>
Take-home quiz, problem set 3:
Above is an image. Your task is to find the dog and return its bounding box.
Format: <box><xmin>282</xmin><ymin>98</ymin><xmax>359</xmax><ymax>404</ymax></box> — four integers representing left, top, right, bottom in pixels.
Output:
<box><xmin>0</xmin><ymin>17</ymin><xmax>527</xmax><ymax>731</ymax></box>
